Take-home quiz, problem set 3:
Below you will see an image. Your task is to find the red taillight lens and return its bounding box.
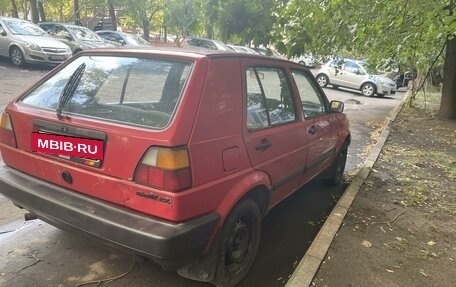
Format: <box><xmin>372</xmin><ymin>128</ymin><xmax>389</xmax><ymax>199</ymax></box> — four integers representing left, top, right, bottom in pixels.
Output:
<box><xmin>0</xmin><ymin>113</ymin><xmax>17</xmax><ymax>147</ymax></box>
<box><xmin>134</xmin><ymin>147</ymin><xmax>192</xmax><ymax>192</ymax></box>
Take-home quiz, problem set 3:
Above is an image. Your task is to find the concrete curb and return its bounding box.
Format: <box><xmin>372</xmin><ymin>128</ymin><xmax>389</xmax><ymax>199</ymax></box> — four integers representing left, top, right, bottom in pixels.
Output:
<box><xmin>285</xmin><ymin>92</ymin><xmax>410</xmax><ymax>287</ymax></box>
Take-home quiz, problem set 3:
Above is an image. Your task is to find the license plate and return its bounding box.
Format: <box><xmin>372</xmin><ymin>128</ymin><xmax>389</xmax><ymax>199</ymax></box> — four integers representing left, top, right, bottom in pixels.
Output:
<box><xmin>31</xmin><ymin>132</ymin><xmax>104</xmax><ymax>160</ymax></box>
<box><xmin>49</xmin><ymin>55</ymin><xmax>66</xmax><ymax>61</ymax></box>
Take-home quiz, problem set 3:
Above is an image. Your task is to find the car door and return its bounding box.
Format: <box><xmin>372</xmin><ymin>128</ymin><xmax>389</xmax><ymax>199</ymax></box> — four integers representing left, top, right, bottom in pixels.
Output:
<box><xmin>290</xmin><ymin>69</ymin><xmax>339</xmax><ymax>185</ymax></box>
<box><xmin>340</xmin><ymin>60</ymin><xmax>365</xmax><ymax>89</ymax></box>
<box><xmin>242</xmin><ymin>60</ymin><xmax>309</xmax><ymax>205</ymax></box>
<box><xmin>327</xmin><ymin>59</ymin><xmax>344</xmax><ymax>86</ymax></box>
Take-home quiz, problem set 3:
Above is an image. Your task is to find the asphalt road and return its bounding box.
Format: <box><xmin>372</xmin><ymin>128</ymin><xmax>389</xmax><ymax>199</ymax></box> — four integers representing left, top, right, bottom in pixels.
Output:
<box><xmin>0</xmin><ymin>58</ymin><xmax>405</xmax><ymax>287</ymax></box>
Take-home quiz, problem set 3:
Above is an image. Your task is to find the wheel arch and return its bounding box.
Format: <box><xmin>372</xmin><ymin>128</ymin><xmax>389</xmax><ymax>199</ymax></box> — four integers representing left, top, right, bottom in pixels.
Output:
<box><xmin>359</xmin><ymin>80</ymin><xmax>379</xmax><ymax>91</ymax></box>
<box><xmin>215</xmin><ymin>170</ymin><xmax>271</xmax><ymax>229</ymax></box>
<box><xmin>8</xmin><ymin>43</ymin><xmax>25</xmax><ymax>56</ymax></box>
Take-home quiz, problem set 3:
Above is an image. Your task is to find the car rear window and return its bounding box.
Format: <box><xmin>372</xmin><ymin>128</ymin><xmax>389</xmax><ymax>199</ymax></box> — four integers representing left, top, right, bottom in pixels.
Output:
<box><xmin>21</xmin><ymin>56</ymin><xmax>192</xmax><ymax>129</ymax></box>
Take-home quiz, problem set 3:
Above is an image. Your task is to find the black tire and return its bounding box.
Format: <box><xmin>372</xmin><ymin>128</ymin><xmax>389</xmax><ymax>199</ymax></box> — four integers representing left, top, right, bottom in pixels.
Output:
<box><xmin>10</xmin><ymin>46</ymin><xmax>25</xmax><ymax>67</ymax></box>
<box><xmin>213</xmin><ymin>199</ymin><xmax>261</xmax><ymax>287</ymax></box>
<box><xmin>326</xmin><ymin>146</ymin><xmax>348</xmax><ymax>186</ymax></box>
<box><xmin>316</xmin><ymin>74</ymin><xmax>329</xmax><ymax>88</ymax></box>
<box><xmin>377</xmin><ymin>93</ymin><xmax>385</xmax><ymax>98</ymax></box>
<box><xmin>361</xmin><ymin>82</ymin><xmax>376</xmax><ymax>97</ymax></box>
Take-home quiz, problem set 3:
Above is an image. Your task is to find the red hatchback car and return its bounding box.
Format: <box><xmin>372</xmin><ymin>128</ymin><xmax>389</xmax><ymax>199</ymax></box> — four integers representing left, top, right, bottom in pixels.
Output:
<box><xmin>0</xmin><ymin>48</ymin><xmax>350</xmax><ymax>286</ymax></box>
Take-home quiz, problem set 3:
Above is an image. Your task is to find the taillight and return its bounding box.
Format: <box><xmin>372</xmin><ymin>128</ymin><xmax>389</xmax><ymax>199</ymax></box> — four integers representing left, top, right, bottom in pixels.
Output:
<box><xmin>134</xmin><ymin>147</ymin><xmax>192</xmax><ymax>192</ymax></box>
<box><xmin>0</xmin><ymin>112</ymin><xmax>17</xmax><ymax>147</ymax></box>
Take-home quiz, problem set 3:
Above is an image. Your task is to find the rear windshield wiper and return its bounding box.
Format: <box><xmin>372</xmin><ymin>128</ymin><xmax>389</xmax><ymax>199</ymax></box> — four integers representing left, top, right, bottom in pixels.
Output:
<box><xmin>57</xmin><ymin>63</ymin><xmax>86</xmax><ymax>119</ymax></box>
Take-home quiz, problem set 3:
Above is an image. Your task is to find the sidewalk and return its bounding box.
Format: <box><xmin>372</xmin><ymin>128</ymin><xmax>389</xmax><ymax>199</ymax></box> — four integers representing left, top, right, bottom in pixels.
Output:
<box><xmin>288</xmin><ymin>92</ymin><xmax>456</xmax><ymax>286</ymax></box>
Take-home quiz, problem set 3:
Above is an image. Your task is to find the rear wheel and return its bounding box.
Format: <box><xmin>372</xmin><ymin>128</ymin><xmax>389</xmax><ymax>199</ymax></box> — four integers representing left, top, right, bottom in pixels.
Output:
<box><xmin>10</xmin><ymin>47</ymin><xmax>25</xmax><ymax>67</ymax></box>
<box><xmin>361</xmin><ymin>83</ymin><xmax>376</xmax><ymax>97</ymax></box>
<box><xmin>316</xmin><ymin>74</ymin><xmax>329</xmax><ymax>88</ymax></box>
<box><xmin>326</xmin><ymin>146</ymin><xmax>348</xmax><ymax>186</ymax></box>
<box><xmin>214</xmin><ymin>199</ymin><xmax>261</xmax><ymax>287</ymax></box>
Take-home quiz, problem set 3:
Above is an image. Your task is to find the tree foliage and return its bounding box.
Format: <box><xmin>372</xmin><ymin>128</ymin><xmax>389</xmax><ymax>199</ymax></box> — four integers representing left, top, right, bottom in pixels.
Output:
<box><xmin>273</xmin><ymin>0</ymin><xmax>456</xmax><ymax>118</ymax></box>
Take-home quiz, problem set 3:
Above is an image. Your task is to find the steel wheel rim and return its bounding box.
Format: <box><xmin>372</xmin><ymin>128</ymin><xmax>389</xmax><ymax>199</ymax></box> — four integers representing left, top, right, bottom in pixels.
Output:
<box><xmin>224</xmin><ymin>217</ymin><xmax>253</xmax><ymax>274</ymax></box>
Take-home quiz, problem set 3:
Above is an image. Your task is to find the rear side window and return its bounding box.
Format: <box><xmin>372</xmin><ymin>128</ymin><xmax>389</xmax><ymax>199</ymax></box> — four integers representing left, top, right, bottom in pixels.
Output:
<box><xmin>21</xmin><ymin>56</ymin><xmax>192</xmax><ymax>129</ymax></box>
<box><xmin>246</xmin><ymin>67</ymin><xmax>296</xmax><ymax>130</ymax></box>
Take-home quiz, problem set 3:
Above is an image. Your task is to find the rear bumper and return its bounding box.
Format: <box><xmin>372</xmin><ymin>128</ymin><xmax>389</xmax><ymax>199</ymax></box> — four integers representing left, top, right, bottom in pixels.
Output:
<box><xmin>0</xmin><ymin>165</ymin><xmax>220</xmax><ymax>270</ymax></box>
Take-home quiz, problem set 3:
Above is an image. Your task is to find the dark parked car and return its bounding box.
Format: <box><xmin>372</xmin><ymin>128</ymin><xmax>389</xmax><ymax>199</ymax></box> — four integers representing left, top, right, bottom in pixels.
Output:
<box><xmin>0</xmin><ymin>47</ymin><xmax>350</xmax><ymax>286</ymax></box>
<box><xmin>39</xmin><ymin>22</ymin><xmax>118</xmax><ymax>54</ymax></box>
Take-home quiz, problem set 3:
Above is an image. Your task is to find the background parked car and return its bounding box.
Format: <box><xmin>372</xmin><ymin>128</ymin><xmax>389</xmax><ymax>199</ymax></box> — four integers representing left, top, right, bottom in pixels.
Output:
<box><xmin>181</xmin><ymin>36</ymin><xmax>231</xmax><ymax>51</ymax></box>
<box><xmin>316</xmin><ymin>58</ymin><xmax>397</xmax><ymax>97</ymax></box>
<box><xmin>96</xmin><ymin>30</ymin><xmax>150</xmax><ymax>47</ymax></box>
<box><xmin>0</xmin><ymin>17</ymin><xmax>72</xmax><ymax>67</ymax></box>
<box><xmin>39</xmin><ymin>22</ymin><xmax>118</xmax><ymax>54</ymax></box>
<box><xmin>226</xmin><ymin>44</ymin><xmax>259</xmax><ymax>54</ymax></box>
<box><xmin>292</xmin><ymin>54</ymin><xmax>317</xmax><ymax>68</ymax></box>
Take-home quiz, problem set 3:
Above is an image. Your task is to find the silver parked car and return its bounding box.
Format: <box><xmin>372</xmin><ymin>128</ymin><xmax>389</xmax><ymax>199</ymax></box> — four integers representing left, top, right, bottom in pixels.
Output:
<box><xmin>38</xmin><ymin>22</ymin><xmax>118</xmax><ymax>54</ymax></box>
<box><xmin>316</xmin><ymin>58</ymin><xmax>397</xmax><ymax>97</ymax></box>
<box><xmin>181</xmin><ymin>36</ymin><xmax>231</xmax><ymax>51</ymax></box>
<box><xmin>96</xmin><ymin>30</ymin><xmax>150</xmax><ymax>47</ymax></box>
<box><xmin>0</xmin><ymin>17</ymin><xmax>72</xmax><ymax>67</ymax></box>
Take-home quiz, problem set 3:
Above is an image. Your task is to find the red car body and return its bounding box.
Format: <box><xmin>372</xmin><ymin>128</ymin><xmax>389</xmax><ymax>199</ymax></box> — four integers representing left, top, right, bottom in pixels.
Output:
<box><xmin>0</xmin><ymin>48</ymin><xmax>350</xmax><ymax>286</ymax></box>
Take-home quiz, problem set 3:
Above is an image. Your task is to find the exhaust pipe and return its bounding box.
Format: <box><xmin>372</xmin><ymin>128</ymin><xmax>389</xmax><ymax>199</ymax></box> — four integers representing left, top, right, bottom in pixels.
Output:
<box><xmin>24</xmin><ymin>212</ymin><xmax>38</xmax><ymax>221</ymax></box>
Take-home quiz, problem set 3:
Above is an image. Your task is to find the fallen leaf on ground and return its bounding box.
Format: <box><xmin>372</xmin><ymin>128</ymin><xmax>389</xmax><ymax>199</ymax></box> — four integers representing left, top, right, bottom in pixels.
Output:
<box><xmin>386</xmin><ymin>269</ymin><xmax>394</xmax><ymax>273</ymax></box>
<box><xmin>427</xmin><ymin>240</ymin><xmax>436</xmax><ymax>246</ymax></box>
<box><xmin>362</xmin><ymin>240</ymin><xmax>372</xmax><ymax>247</ymax></box>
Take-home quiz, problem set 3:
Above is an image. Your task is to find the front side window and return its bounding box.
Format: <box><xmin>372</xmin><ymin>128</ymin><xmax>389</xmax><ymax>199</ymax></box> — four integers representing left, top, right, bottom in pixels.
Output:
<box><xmin>246</xmin><ymin>67</ymin><xmax>296</xmax><ymax>130</ymax></box>
<box><xmin>344</xmin><ymin>60</ymin><xmax>361</xmax><ymax>73</ymax></box>
<box><xmin>21</xmin><ymin>56</ymin><xmax>192</xmax><ymax>129</ymax></box>
<box><xmin>67</xmin><ymin>26</ymin><xmax>102</xmax><ymax>41</ymax></box>
<box><xmin>292</xmin><ymin>70</ymin><xmax>328</xmax><ymax>119</ymax></box>
<box><xmin>53</xmin><ymin>25</ymin><xmax>72</xmax><ymax>39</ymax></box>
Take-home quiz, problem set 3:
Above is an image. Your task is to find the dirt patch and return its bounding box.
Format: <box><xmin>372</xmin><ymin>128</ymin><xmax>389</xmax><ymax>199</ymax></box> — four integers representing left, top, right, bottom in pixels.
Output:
<box><xmin>312</xmin><ymin>93</ymin><xmax>456</xmax><ymax>286</ymax></box>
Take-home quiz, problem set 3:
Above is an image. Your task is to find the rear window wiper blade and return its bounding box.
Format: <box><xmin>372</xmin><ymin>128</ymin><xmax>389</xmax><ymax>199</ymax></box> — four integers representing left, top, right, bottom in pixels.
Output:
<box><xmin>57</xmin><ymin>63</ymin><xmax>86</xmax><ymax>119</ymax></box>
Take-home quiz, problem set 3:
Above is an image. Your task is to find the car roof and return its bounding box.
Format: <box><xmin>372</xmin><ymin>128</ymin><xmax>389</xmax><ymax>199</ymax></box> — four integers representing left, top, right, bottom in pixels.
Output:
<box><xmin>96</xmin><ymin>30</ymin><xmax>122</xmax><ymax>34</ymax></box>
<box><xmin>39</xmin><ymin>22</ymin><xmax>89</xmax><ymax>29</ymax></box>
<box><xmin>75</xmin><ymin>46</ymin><xmax>295</xmax><ymax>63</ymax></box>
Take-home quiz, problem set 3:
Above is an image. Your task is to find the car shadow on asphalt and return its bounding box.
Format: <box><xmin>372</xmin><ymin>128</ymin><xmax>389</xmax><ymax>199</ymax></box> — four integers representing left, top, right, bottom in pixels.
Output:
<box><xmin>0</xmin><ymin>56</ymin><xmax>57</xmax><ymax>72</ymax></box>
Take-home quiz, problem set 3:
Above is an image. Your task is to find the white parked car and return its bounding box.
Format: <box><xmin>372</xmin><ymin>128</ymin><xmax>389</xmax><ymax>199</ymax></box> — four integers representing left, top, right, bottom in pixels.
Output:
<box><xmin>292</xmin><ymin>54</ymin><xmax>317</xmax><ymax>68</ymax></box>
<box><xmin>0</xmin><ymin>17</ymin><xmax>72</xmax><ymax>67</ymax></box>
<box><xmin>315</xmin><ymin>58</ymin><xmax>397</xmax><ymax>97</ymax></box>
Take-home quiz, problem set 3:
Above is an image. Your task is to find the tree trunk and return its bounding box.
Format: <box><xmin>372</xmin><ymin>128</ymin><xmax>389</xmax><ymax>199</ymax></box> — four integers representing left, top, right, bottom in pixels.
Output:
<box><xmin>38</xmin><ymin>1</ymin><xmax>46</xmax><ymax>22</ymax></box>
<box><xmin>142</xmin><ymin>18</ymin><xmax>150</xmax><ymax>41</ymax></box>
<box><xmin>108</xmin><ymin>0</ymin><xmax>117</xmax><ymax>31</ymax></box>
<box><xmin>10</xmin><ymin>0</ymin><xmax>19</xmax><ymax>18</ymax></box>
<box><xmin>30</xmin><ymin>0</ymin><xmax>39</xmax><ymax>23</ymax></box>
<box><xmin>74</xmin><ymin>0</ymin><xmax>81</xmax><ymax>25</ymax></box>
<box><xmin>438</xmin><ymin>37</ymin><xmax>456</xmax><ymax>119</ymax></box>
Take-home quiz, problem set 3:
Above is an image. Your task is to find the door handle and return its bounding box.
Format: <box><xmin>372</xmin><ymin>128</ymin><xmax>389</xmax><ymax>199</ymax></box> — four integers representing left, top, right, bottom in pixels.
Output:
<box><xmin>308</xmin><ymin>125</ymin><xmax>317</xmax><ymax>135</ymax></box>
<box><xmin>256</xmin><ymin>139</ymin><xmax>272</xmax><ymax>151</ymax></box>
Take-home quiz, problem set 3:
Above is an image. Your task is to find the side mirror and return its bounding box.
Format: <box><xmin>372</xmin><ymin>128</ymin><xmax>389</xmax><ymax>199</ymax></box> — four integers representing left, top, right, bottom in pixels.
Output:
<box><xmin>0</xmin><ymin>27</ymin><xmax>6</xmax><ymax>36</ymax></box>
<box><xmin>330</xmin><ymin>100</ymin><xmax>344</xmax><ymax>113</ymax></box>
